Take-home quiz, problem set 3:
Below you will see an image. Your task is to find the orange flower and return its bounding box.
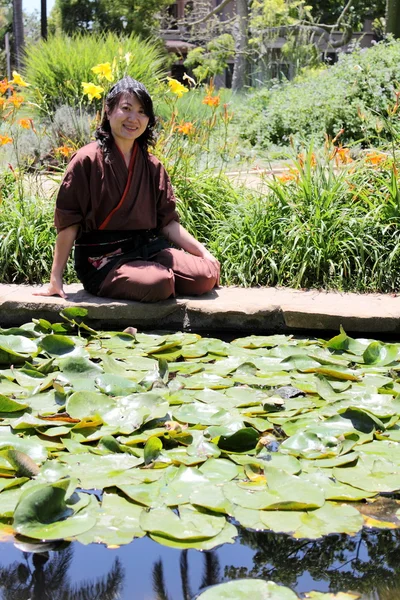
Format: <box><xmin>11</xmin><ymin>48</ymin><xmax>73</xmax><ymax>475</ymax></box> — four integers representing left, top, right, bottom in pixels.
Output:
<box><xmin>364</xmin><ymin>152</ymin><xmax>387</xmax><ymax>166</ymax></box>
<box><xmin>297</xmin><ymin>152</ymin><xmax>317</xmax><ymax>168</ymax></box>
<box><xmin>0</xmin><ymin>135</ymin><xmax>12</xmax><ymax>146</ymax></box>
<box><xmin>18</xmin><ymin>118</ymin><xmax>31</xmax><ymax>129</ymax></box>
<box><xmin>203</xmin><ymin>94</ymin><xmax>220</xmax><ymax>108</ymax></box>
<box><xmin>176</xmin><ymin>121</ymin><xmax>195</xmax><ymax>135</ymax></box>
<box><xmin>277</xmin><ymin>168</ymin><xmax>299</xmax><ymax>183</ymax></box>
<box><xmin>0</xmin><ymin>79</ymin><xmax>13</xmax><ymax>95</ymax></box>
<box><xmin>0</xmin><ymin>97</ymin><xmax>5</xmax><ymax>110</ymax></box>
<box><xmin>55</xmin><ymin>145</ymin><xmax>74</xmax><ymax>158</ymax></box>
<box><xmin>7</xmin><ymin>93</ymin><xmax>24</xmax><ymax>108</ymax></box>
<box><xmin>335</xmin><ymin>146</ymin><xmax>352</xmax><ymax>165</ymax></box>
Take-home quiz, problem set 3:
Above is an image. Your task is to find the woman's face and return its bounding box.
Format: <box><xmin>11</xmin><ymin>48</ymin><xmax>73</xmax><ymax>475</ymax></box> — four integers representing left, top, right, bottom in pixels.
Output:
<box><xmin>107</xmin><ymin>93</ymin><xmax>149</xmax><ymax>148</ymax></box>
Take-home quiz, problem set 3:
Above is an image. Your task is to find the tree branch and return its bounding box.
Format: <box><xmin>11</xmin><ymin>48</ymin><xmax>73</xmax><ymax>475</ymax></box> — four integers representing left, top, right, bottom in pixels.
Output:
<box><xmin>185</xmin><ymin>0</ymin><xmax>234</xmax><ymax>26</ymax></box>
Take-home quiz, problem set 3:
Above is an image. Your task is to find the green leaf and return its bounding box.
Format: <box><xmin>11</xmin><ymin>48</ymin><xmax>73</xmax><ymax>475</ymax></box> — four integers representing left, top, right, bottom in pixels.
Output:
<box><xmin>195</xmin><ymin>579</ymin><xmax>298</xmax><ymax>600</ymax></box>
<box><xmin>363</xmin><ymin>341</ymin><xmax>399</xmax><ymax>366</ymax></box>
<box><xmin>76</xmin><ymin>492</ymin><xmax>145</xmax><ymax>546</ymax></box>
<box><xmin>0</xmin><ymin>335</ymin><xmax>38</xmax><ymax>364</ymax></box>
<box><xmin>66</xmin><ymin>391</ymin><xmax>115</xmax><ymax>420</ymax></box>
<box><xmin>13</xmin><ymin>479</ymin><xmax>97</xmax><ymax>540</ymax></box>
<box><xmin>144</xmin><ymin>436</ymin><xmax>163</xmax><ymax>465</ymax></box>
<box><xmin>0</xmin><ymin>395</ymin><xmax>28</xmax><ymax>413</ymax></box>
<box><xmin>217</xmin><ymin>427</ymin><xmax>259</xmax><ymax>452</ymax></box>
<box><xmin>140</xmin><ymin>504</ymin><xmax>225</xmax><ymax>540</ymax></box>
<box><xmin>39</xmin><ymin>335</ymin><xmax>80</xmax><ymax>357</ymax></box>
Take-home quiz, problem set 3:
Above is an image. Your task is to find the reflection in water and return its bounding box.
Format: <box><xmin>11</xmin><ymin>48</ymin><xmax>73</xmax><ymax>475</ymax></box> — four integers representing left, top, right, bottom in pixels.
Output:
<box><xmin>225</xmin><ymin>527</ymin><xmax>400</xmax><ymax>598</ymax></box>
<box><xmin>153</xmin><ymin>550</ymin><xmax>221</xmax><ymax>600</ymax></box>
<box><xmin>0</xmin><ymin>544</ymin><xmax>124</xmax><ymax>600</ymax></box>
<box><xmin>1</xmin><ymin>527</ymin><xmax>400</xmax><ymax>599</ymax></box>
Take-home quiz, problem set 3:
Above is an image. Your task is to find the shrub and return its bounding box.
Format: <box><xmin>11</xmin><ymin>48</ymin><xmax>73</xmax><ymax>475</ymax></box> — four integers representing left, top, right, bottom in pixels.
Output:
<box><xmin>240</xmin><ymin>38</ymin><xmax>400</xmax><ymax>148</ymax></box>
<box><xmin>24</xmin><ymin>33</ymin><xmax>167</xmax><ymax>115</ymax></box>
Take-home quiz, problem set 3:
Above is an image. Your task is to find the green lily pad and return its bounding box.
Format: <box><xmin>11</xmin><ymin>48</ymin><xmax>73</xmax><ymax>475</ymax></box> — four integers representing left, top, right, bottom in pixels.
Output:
<box><xmin>76</xmin><ymin>491</ymin><xmax>145</xmax><ymax>546</ymax></box>
<box><xmin>0</xmin><ymin>335</ymin><xmax>38</xmax><ymax>364</ymax></box>
<box><xmin>195</xmin><ymin>579</ymin><xmax>298</xmax><ymax>600</ymax></box>
<box><xmin>140</xmin><ymin>504</ymin><xmax>226</xmax><ymax>540</ymax></box>
<box><xmin>13</xmin><ymin>479</ymin><xmax>97</xmax><ymax>540</ymax></box>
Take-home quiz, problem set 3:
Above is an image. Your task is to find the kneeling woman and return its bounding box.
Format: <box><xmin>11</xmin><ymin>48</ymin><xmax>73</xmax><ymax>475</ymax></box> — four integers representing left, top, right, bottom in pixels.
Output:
<box><xmin>39</xmin><ymin>77</ymin><xmax>220</xmax><ymax>302</ymax></box>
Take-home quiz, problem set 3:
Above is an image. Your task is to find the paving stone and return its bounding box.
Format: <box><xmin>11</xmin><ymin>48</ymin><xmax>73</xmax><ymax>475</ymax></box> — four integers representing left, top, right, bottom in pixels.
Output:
<box><xmin>0</xmin><ymin>284</ymin><xmax>399</xmax><ymax>334</ymax></box>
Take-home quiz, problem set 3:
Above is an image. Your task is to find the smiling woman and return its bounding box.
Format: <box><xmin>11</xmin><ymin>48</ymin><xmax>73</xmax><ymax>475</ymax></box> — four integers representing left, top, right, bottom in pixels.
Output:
<box><xmin>35</xmin><ymin>77</ymin><xmax>220</xmax><ymax>302</ymax></box>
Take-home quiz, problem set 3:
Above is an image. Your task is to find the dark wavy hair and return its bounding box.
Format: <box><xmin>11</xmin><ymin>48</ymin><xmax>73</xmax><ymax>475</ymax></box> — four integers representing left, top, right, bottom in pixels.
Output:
<box><xmin>95</xmin><ymin>77</ymin><xmax>156</xmax><ymax>157</ymax></box>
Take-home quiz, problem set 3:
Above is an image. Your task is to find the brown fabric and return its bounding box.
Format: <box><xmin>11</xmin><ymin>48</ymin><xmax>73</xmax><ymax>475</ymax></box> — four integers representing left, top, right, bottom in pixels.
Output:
<box><xmin>54</xmin><ymin>141</ymin><xmax>179</xmax><ymax>233</ymax></box>
<box><xmin>98</xmin><ymin>248</ymin><xmax>219</xmax><ymax>302</ymax></box>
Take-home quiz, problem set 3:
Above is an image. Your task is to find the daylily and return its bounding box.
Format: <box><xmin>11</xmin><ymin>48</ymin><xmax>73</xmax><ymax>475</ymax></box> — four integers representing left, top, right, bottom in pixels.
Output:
<box><xmin>81</xmin><ymin>82</ymin><xmax>104</xmax><ymax>101</ymax></box>
<box><xmin>7</xmin><ymin>93</ymin><xmax>24</xmax><ymax>108</ymax></box>
<box><xmin>203</xmin><ymin>94</ymin><xmax>220</xmax><ymax>108</ymax></box>
<box><xmin>10</xmin><ymin>71</ymin><xmax>29</xmax><ymax>87</ymax></box>
<box><xmin>0</xmin><ymin>135</ymin><xmax>12</xmax><ymax>146</ymax></box>
<box><xmin>91</xmin><ymin>63</ymin><xmax>114</xmax><ymax>82</ymax></box>
<box><xmin>55</xmin><ymin>145</ymin><xmax>74</xmax><ymax>158</ymax></box>
<box><xmin>167</xmin><ymin>78</ymin><xmax>188</xmax><ymax>98</ymax></box>
<box><xmin>365</xmin><ymin>152</ymin><xmax>387</xmax><ymax>166</ymax></box>
<box><xmin>18</xmin><ymin>118</ymin><xmax>31</xmax><ymax>129</ymax></box>
<box><xmin>177</xmin><ymin>121</ymin><xmax>195</xmax><ymax>135</ymax></box>
<box><xmin>0</xmin><ymin>79</ymin><xmax>11</xmax><ymax>95</ymax></box>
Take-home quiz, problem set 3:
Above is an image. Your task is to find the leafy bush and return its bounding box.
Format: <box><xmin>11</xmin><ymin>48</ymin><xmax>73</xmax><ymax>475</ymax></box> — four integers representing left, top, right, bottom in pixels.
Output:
<box><xmin>240</xmin><ymin>38</ymin><xmax>400</xmax><ymax>148</ymax></box>
<box><xmin>24</xmin><ymin>33</ymin><xmax>167</xmax><ymax>114</ymax></box>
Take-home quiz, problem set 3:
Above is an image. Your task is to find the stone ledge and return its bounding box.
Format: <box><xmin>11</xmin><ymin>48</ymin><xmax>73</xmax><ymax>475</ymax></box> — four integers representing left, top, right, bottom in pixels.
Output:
<box><xmin>0</xmin><ymin>284</ymin><xmax>399</xmax><ymax>334</ymax></box>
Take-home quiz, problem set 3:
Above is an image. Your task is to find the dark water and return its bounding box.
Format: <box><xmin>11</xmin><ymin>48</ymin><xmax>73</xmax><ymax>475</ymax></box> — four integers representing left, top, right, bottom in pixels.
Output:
<box><xmin>1</xmin><ymin>527</ymin><xmax>400</xmax><ymax>599</ymax></box>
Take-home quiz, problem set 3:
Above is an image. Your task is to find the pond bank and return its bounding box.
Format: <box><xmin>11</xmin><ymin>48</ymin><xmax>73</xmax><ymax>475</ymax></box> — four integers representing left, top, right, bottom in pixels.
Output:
<box><xmin>1</xmin><ymin>284</ymin><xmax>399</xmax><ymax>334</ymax></box>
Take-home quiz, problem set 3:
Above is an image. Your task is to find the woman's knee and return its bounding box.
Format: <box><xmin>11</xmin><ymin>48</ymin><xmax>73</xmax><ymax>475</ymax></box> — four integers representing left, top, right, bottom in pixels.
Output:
<box><xmin>98</xmin><ymin>262</ymin><xmax>175</xmax><ymax>302</ymax></box>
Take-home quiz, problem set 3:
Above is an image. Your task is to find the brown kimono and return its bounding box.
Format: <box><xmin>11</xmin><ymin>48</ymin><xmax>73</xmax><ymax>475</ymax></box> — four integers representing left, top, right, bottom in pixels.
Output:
<box><xmin>55</xmin><ymin>141</ymin><xmax>219</xmax><ymax>302</ymax></box>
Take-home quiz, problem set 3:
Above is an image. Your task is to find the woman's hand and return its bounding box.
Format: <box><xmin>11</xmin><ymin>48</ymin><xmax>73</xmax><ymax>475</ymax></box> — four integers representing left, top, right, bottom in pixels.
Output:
<box><xmin>198</xmin><ymin>248</ymin><xmax>220</xmax><ymax>271</ymax></box>
<box><xmin>33</xmin><ymin>277</ymin><xmax>66</xmax><ymax>299</ymax></box>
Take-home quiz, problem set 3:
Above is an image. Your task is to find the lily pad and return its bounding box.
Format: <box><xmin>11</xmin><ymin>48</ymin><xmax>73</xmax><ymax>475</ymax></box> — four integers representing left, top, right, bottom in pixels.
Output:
<box><xmin>194</xmin><ymin>579</ymin><xmax>298</xmax><ymax>600</ymax></box>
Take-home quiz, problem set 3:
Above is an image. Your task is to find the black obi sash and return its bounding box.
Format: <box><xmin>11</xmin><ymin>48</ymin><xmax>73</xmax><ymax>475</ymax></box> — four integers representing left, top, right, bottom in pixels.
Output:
<box><xmin>74</xmin><ymin>230</ymin><xmax>171</xmax><ymax>295</ymax></box>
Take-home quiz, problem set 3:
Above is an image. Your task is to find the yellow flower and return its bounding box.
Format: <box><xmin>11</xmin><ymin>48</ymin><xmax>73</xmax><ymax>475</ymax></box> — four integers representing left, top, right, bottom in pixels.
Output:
<box><xmin>91</xmin><ymin>63</ymin><xmax>114</xmax><ymax>82</ymax></box>
<box><xmin>167</xmin><ymin>77</ymin><xmax>188</xmax><ymax>98</ymax></box>
<box><xmin>18</xmin><ymin>118</ymin><xmax>31</xmax><ymax>129</ymax></box>
<box><xmin>10</xmin><ymin>71</ymin><xmax>29</xmax><ymax>87</ymax></box>
<box><xmin>81</xmin><ymin>82</ymin><xmax>104</xmax><ymax>101</ymax></box>
<box><xmin>0</xmin><ymin>135</ymin><xmax>12</xmax><ymax>146</ymax></box>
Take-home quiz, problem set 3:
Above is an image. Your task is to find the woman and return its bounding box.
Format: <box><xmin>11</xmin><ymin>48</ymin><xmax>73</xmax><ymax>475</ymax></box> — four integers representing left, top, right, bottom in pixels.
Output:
<box><xmin>37</xmin><ymin>77</ymin><xmax>220</xmax><ymax>302</ymax></box>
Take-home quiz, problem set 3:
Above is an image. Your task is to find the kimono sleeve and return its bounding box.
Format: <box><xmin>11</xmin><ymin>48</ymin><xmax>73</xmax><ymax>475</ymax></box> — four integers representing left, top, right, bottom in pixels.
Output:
<box><xmin>54</xmin><ymin>152</ymin><xmax>92</xmax><ymax>232</ymax></box>
<box><xmin>156</xmin><ymin>162</ymin><xmax>180</xmax><ymax>229</ymax></box>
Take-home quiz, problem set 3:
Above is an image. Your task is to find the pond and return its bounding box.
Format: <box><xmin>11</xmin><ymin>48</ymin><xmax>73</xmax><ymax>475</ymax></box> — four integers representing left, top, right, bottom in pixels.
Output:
<box><xmin>0</xmin><ymin>527</ymin><xmax>399</xmax><ymax>598</ymax></box>
<box><xmin>0</xmin><ymin>309</ymin><xmax>399</xmax><ymax>599</ymax></box>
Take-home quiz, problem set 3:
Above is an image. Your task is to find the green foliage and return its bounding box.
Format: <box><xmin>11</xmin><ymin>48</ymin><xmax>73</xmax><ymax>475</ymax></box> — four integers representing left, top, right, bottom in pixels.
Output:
<box><xmin>215</xmin><ymin>152</ymin><xmax>400</xmax><ymax>291</ymax></box>
<box><xmin>23</xmin><ymin>32</ymin><xmax>167</xmax><ymax>114</ymax></box>
<box><xmin>49</xmin><ymin>0</ymin><xmax>173</xmax><ymax>38</ymax></box>
<box><xmin>1</xmin><ymin>320</ymin><xmax>400</xmax><ymax>559</ymax></box>
<box><xmin>184</xmin><ymin>34</ymin><xmax>235</xmax><ymax>82</ymax></box>
<box><xmin>0</xmin><ymin>186</ymin><xmax>77</xmax><ymax>284</ymax></box>
<box><xmin>240</xmin><ymin>38</ymin><xmax>400</xmax><ymax>148</ymax></box>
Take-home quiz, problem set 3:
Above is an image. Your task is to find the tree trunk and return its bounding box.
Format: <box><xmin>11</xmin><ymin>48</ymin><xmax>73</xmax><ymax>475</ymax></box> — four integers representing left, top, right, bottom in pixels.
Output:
<box><xmin>386</xmin><ymin>0</ymin><xmax>400</xmax><ymax>38</ymax></box>
<box><xmin>12</xmin><ymin>0</ymin><xmax>24</xmax><ymax>69</ymax></box>
<box><xmin>41</xmin><ymin>0</ymin><xmax>47</xmax><ymax>39</ymax></box>
<box><xmin>232</xmin><ymin>0</ymin><xmax>249</xmax><ymax>91</ymax></box>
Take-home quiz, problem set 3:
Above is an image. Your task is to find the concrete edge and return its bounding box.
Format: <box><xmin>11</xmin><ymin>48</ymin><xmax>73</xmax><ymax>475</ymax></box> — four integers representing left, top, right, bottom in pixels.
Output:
<box><xmin>1</xmin><ymin>284</ymin><xmax>399</xmax><ymax>334</ymax></box>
